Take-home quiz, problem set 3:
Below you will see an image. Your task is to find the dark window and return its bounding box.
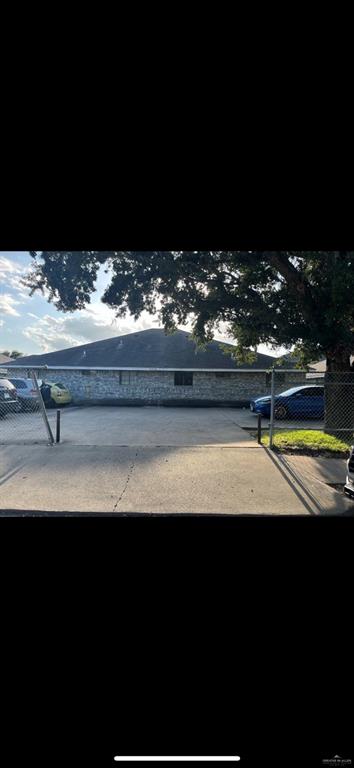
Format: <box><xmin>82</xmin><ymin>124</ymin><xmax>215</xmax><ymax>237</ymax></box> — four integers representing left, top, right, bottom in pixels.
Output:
<box><xmin>120</xmin><ymin>371</ymin><xmax>131</xmax><ymax>385</ymax></box>
<box><xmin>297</xmin><ymin>387</ymin><xmax>323</xmax><ymax>398</ymax></box>
<box><xmin>9</xmin><ymin>379</ymin><xmax>27</xmax><ymax>389</ymax></box>
<box><xmin>81</xmin><ymin>370</ymin><xmax>92</xmax><ymax>376</ymax></box>
<box><xmin>174</xmin><ymin>372</ymin><xmax>193</xmax><ymax>386</ymax></box>
<box><xmin>215</xmin><ymin>372</ymin><xmax>232</xmax><ymax>378</ymax></box>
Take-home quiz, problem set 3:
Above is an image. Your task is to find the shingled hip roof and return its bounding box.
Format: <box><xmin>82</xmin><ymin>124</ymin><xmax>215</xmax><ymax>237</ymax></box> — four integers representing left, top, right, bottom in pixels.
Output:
<box><xmin>0</xmin><ymin>328</ymin><xmax>280</xmax><ymax>371</ymax></box>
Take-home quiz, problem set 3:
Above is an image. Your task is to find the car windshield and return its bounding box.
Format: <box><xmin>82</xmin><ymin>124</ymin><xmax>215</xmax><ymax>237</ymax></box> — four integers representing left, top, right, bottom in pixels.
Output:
<box><xmin>279</xmin><ymin>387</ymin><xmax>305</xmax><ymax>397</ymax></box>
<box><xmin>280</xmin><ymin>386</ymin><xmax>323</xmax><ymax>397</ymax></box>
<box><xmin>55</xmin><ymin>383</ymin><xmax>67</xmax><ymax>390</ymax></box>
<box><xmin>9</xmin><ymin>379</ymin><xmax>27</xmax><ymax>389</ymax></box>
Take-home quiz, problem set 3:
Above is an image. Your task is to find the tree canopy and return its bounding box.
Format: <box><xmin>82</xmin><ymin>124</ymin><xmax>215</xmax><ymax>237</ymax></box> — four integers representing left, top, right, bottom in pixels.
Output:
<box><xmin>26</xmin><ymin>252</ymin><xmax>354</xmax><ymax>371</ymax></box>
<box><xmin>0</xmin><ymin>350</ymin><xmax>23</xmax><ymax>359</ymax></box>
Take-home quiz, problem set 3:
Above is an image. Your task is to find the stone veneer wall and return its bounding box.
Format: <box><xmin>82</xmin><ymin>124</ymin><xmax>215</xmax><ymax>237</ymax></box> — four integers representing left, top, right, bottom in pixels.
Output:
<box><xmin>5</xmin><ymin>368</ymin><xmax>308</xmax><ymax>406</ymax></box>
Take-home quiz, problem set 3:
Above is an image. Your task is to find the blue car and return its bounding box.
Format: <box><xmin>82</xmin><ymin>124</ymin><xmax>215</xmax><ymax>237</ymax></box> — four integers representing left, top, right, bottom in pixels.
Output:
<box><xmin>250</xmin><ymin>385</ymin><xmax>324</xmax><ymax>420</ymax></box>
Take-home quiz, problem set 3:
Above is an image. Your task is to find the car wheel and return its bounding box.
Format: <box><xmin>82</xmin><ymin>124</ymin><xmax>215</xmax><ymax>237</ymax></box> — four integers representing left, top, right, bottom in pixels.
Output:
<box><xmin>274</xmin><ymin>404</ymin><xmax>288</xmax><ymax>420</ymax></box>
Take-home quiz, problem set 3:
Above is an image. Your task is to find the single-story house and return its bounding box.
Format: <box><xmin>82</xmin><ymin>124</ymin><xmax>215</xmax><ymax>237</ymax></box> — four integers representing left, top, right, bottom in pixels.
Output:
<box><xmin>0</xmin><ymin>328</ymin><xmax>308</xmax><ymax>406</ymax></box>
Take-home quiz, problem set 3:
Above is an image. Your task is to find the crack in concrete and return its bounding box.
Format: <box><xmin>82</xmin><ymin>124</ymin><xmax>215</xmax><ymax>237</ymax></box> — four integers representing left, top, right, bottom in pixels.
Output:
<box><xmin>113</xmin><ymin>450</ymin><xmax>138</xmax><ymax>512</ymax></box>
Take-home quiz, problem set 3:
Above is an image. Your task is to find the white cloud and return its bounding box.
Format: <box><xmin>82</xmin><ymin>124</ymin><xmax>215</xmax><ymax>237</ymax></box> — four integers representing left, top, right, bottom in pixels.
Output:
<box><xmin>0</xmin><ymin>255</ymin><xmax>24</xmax><ymax>289</ymax></box>
<box><xmin>0</xmin><ymin>319</ymin><xmax>4</xmax><ymax>327</ymax></box>
<box><xmin>0</xmin><ymin>254</ymin><xmax>36</xmax><ymax>304</ymax></box>
<box><xmin>83</xmin><ymin>302</ymin><xmax>159</xmax><ymax>334</ymax></box>
<box><xmin>0</xmin><ymin>294</ymin><xmax>22</xmax><ymax>317</ymax></box>
<box><xmin>23</xmin><ymin>315</ymin><xmax>83</xmax><ymax>353</ymax></box>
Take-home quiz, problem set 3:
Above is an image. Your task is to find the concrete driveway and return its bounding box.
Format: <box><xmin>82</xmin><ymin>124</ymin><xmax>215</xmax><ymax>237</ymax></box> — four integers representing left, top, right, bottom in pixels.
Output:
<box><xmin>233</xmin><ymin>407</ymin><xmax>325</xmax><ymax>432</ymax></box>
<box><xmin>50</xmin><ymin>405</ymin><xmax>259</xmax><ymax>447</ymax></box>
<box><xmin>0</xmin><ymin>406</ymin><xmax>327</xmax><ymax>515</ymax></box>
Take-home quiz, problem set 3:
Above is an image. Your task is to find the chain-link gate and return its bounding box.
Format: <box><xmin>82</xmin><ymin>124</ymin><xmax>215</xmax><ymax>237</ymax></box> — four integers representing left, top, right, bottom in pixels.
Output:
<box><xmin>0</xmin><ymin>369</ymin><xmax>55</xmax><ymax>445</ymax></box>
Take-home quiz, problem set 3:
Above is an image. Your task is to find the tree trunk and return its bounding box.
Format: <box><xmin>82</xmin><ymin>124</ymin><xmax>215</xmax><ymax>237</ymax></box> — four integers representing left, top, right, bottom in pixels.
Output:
<box><xmin>324</xmin><ymin>349</ymin><xmax>354</xmax><ymax>443</ymax></box>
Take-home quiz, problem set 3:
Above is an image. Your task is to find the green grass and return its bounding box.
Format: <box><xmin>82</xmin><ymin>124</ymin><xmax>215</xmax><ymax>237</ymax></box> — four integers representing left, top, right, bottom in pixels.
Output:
<box><xmin>261</xmin><ymin>429</ymin><xmax>352</xmax><ymax>456</ymax></box>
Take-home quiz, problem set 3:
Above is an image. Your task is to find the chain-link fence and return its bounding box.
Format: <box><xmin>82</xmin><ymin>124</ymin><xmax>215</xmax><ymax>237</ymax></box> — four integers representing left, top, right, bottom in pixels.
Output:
<box><xmin>249</xmin><ymin>369</ymin><xmax>354</xmax><ymax>449</ymax></box>
<box><xmin>321</xmin><ymin>372</ymin><xmax>354</xmax><ymax>443</ymax></box>
<box><xmin>0</xmin><ymin>369</ymin><xmax>55</xmax><ymax>445</ymax></box>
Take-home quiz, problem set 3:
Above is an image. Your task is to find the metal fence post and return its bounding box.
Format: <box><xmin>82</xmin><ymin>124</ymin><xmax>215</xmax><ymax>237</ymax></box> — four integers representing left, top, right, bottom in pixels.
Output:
<box><xmin>269</xmin><ymin>368</ymin><xmax>275</xmax><ymax>450</ymax></box>
<box><xmin>56</xmin><ymin>410</ymin><xmax>61</xmax><ymax>443</ymax></box>
<box><xmin>257</xmin><ymin>413</ymin><xmax>262</xmax><ymax>444</ymax></box>
<box><xmin>31</xmin><ymin>371</ymin><xmax>55</xmax><ymax>445</ymax></box>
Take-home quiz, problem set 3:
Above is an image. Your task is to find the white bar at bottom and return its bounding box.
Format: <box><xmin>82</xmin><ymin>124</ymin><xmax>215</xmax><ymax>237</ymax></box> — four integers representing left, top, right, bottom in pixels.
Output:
<box><xmin>113</xmin><ymin>759</ymin><xmax>241</xmax><ymax>763</ymax></box>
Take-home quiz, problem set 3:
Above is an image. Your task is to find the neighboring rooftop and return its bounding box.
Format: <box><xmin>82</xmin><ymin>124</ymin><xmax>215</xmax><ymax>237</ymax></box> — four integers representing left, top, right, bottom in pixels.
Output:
<box><xmin>0</xmin><ymin>328</ymin><xmax>286</xmax><ymax>371</ymax></box>
<box><xmin>309</xmin><ymin>360</ymin><xmax>326</xmax><ymax>373</ymax></box>
<box><xmin>309</xmin><ymin>356</ymin><xmax>354</xmax><ymax>373</ymax></box>
<box><xmin>0</xmin><ymin>354</ymin><xmax>12</xmax><ymax>365</ymax></box>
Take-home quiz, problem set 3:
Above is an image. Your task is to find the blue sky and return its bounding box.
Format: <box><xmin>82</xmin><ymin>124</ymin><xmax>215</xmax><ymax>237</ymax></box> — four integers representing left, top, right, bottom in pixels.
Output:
<box><xmin>0</xmin><ymin>252</ymin><xmax>286</xmax><ymax>357</ymax></box>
